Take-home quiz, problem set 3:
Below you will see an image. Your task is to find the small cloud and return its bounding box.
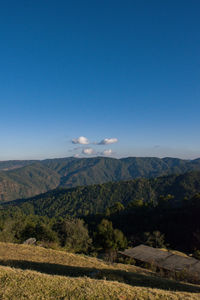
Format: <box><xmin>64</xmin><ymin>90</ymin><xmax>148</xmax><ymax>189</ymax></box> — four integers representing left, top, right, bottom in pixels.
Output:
<box><xmin>102</xmin><ymin>149</ymin><xmax>113</xmax><ymax>156</ymax></box>
<box><xmin>82</xmin><ymin>148</ymin><xmax>95</xmax><ymax>155</ymax></box>
<box><xmin>98</xmin><ymin>138</ymin><xmax>118</xmax><ymax>145</ymax></box>
<box><xmin>74</xmin><ymin>154</ymin><xmax>80</xmax><ymax>158</ymax></box>
<box><xmin>72</xmin><ymin>136</ymin><xmax>89</xmax><ymax>145</ymax></box>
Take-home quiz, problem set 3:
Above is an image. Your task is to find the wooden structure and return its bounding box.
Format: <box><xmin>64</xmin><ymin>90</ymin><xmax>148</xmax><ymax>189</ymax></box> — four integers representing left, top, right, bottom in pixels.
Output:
<box><xmin>119</xmin><ymin>244</ymin><xmax>200</xmax><ymax>276</ymax></box>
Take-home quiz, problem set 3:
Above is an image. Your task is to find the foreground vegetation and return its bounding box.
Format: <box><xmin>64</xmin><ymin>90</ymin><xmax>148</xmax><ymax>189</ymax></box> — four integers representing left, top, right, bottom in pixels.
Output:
<box><xmin>0</xmin><ymin>243</ymin><xmax>200</xmax><ymax>299</ymax></box>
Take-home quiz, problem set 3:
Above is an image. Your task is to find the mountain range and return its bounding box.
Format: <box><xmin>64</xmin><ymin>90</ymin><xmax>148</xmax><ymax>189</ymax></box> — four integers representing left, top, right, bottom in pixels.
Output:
<box><xmin>0</xmin><ymin>156</ymin><xmax>200</xmax><ymax>202</ymax></box>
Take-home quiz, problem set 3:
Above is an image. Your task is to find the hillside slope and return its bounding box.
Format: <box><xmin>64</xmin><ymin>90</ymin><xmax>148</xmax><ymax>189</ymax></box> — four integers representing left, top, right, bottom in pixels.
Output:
<box><xmin>0</xmin><ymin>160</ymin><xmax>36</xmax><ymax>171</ymax></box>
<box><xmin>5</xmin><ymin>171</ymin><xmax>200</xmax><ymax>217</ymax></box>
<box><xmin>1</xmin><ymin>156</ymin><xmax>200</xmax><ymax>202</ymax></box>
<box><xmin>0</xmin><ymin>163</ymin><xmax>60</xmax><ymax>202</ymax></box>
<box><xmin>0</xmin><ymin>242</ymin><xmax>200</xmax><ymax>299</ymax></box>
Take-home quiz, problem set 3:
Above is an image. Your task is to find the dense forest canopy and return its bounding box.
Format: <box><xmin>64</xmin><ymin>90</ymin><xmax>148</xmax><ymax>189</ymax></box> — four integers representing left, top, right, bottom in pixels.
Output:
<box><xmin>3</xmin><ymin>171</ymin><xmax>200</xmax><ymax>218</ymax></box>
<box><xmin>1</xmin><ymin>156</ymin><xmax>200</xmax><ymax>202</ymax></box>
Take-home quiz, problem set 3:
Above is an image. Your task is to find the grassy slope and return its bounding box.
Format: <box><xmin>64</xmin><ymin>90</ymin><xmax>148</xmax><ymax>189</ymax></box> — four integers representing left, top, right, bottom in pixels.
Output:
<box><xmin>0</xmin><ymin>243</ymin><xmax>200</xmax><ymax>299</ymax></box>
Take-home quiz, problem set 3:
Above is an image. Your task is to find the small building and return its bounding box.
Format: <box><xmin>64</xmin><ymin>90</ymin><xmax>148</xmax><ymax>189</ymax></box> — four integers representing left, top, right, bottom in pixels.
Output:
<box><xmin>119</xmin><ymin>244</ymin><xmax>200</xmax><ymax>276</ymax></box>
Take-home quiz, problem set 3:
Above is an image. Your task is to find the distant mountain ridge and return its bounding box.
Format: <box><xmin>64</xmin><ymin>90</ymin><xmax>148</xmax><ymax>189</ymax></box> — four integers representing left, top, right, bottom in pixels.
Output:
<box><xmin>0</xmin><ymin>160</ymin><xmax>37</xmax><ymax>171</ymax></box>
<box><xmin>0</xmin><ymin>156</ymin><xmax>200</xmax><ymax>202</ymax></box>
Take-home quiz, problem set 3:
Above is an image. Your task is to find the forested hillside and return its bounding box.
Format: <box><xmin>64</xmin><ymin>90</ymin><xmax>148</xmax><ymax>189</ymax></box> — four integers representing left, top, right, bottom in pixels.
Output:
<box><xmin>0</xmin><ymin>156</ymin><xmax>200</xmax><ymax>202</ymax></box>
<box><xmin>3</xmin><ymin>171</ymin><xmax>200</xmax><ymax>218</ymax></box>
<box><xmin>0</xmin><ymin>160</ymin><xmax>36</xmax><ymax>171</ymax></box>
<box><xmin>1</xmin><ymin>171</ymin><xmax>200</xmax><ymax>254</ymax></box>
<box><xmin>0</xmin><ymin>163</ymin><xmax>60</xmax><ymax>202</ymax></box>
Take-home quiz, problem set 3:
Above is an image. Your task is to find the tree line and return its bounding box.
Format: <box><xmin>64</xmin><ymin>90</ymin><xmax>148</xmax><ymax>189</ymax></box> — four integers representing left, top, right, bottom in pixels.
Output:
<box><xmin>0</xmin><ymin>192</ymin><xmax>200</xmax><ymax>259</ymax></box>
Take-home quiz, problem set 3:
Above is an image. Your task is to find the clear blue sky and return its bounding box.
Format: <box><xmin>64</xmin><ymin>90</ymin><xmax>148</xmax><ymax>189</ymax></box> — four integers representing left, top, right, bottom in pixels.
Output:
<box><xmin>0</xmin><ymin>0</ymin><xmax>199</xmax><ymax>160</ymax></box>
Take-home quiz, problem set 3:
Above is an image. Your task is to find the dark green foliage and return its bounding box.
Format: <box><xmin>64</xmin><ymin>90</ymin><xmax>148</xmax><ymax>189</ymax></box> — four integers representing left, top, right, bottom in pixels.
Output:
<box><xmin>108</xmin><ymin>202</ymin><xmax>125</xmax><ymax>215</ymax></box>
<box><xmin>0</xmin><ymin>169</ymin><xmax>200</xmax><ymax>256</ymax></box>
<box><xmin>95</xmin><ymin>219</ymin><xmax>115</xmax><ymax>250</ymax></box>
<box><xmin>0</xmin><ymin>211</ymin><xmax>93</xmax><ymax>254</ymax></box>
<box><xmin>94</xmin><ymin>219</ymin><xmax>127</xmax><ymax>252</ymax></box>
<box><xmin>20</xmin><ymin>222</ymin><xmax>58</xmax><ymax>243</ymax></box>
<box><xmin>143</xmin><ymin>231</ymin><xmax>166</xmax><ymax>248</ymax></box>
<box><xmin>53</xmin><ymin>218</ymin><xmax>92</xmax><ymax>253</ymax></box>
<box><xmin>1</xmin><ymin>156</ymin><xmax>200</xmax><ymax>202</ymax></box>
<box><xmin>106</xmin><ymin>192</ymin><xmax>200</xmax><ymax>253</ymax></box>
<box><xmin>4</xmin><ymin>171</ymin><xmax>200</xmax><ymax>218</ymax></box>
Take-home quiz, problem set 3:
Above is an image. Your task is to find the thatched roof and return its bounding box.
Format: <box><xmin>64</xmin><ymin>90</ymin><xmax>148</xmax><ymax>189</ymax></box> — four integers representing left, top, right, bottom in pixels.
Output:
<box><xmin>119</xmin><ymin>245</ymin><xmax>200</xmax><ymax>275</ymax></box>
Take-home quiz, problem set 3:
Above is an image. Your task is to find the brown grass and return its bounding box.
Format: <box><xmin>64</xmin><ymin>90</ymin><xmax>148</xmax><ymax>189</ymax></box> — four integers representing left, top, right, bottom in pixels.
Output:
<box><xmin>159</xmin><ymin>248</ymin><xmax>189</xmax><ymax>258</ymax></box>
<box><xmin>0</xmin><ymin>242</ymin><xmax>200</xmax><ymax>299</ymax></box>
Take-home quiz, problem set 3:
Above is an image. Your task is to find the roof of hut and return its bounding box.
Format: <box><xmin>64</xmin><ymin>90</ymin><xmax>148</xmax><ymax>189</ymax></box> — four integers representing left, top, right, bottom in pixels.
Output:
<box><xmin>119</xmin><ymin>245</ymin><xmax>200</xmax><ymax>274</ymax></box>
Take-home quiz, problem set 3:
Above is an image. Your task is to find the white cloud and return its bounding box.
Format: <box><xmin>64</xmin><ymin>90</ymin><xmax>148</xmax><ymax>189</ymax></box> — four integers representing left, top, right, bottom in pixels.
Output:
<box><xmin>82</xmin><ymin>148</ymin><xmax>95</xmax><ymax>155</ymax></box>
<box><xmin>74</xmin><ymin>153</ymin><xmax>80</xmax><ymax>158</ymax></box>
<box><xmin>102</xmin><ymin>149</ymin><xmax>113</xmax><ymax>156</ymax></box>
<box><xmin>72</xmin><ymin>136</ymin><xmax>89</xmax><ymax>145</ymax></box>
<box><xmin>98</xmin><ymin>138</ymin><xmax>118</xmax><ymax>145</ymax></box>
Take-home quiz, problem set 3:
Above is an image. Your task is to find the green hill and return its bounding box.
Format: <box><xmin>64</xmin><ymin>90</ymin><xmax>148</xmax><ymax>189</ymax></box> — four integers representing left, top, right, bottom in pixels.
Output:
<box><xmin>4</xmin><ymin>171</ymin><xmax>200</xmax><ymax>218</ymax></box>
<box><xmin>0</xmin><ymin>160</ymin><xmax>36</xmax><ymax>171</ymax></box>
<box><xmin>0</xmin><ymin>162</ymin><xmax>60</xmax><ymax>202</ymax></box>
<box><xmin>1</xmin><ymin>156</ymin><xmax>200</xmax><ymax>202</ymax></box>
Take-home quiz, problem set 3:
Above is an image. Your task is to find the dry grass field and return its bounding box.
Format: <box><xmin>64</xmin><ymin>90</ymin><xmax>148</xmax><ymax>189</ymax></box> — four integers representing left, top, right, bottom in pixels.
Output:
<box><xmin>0</xmin><ymin>242</ymin><xmax>200</xmax><ymax>299</ymax></box>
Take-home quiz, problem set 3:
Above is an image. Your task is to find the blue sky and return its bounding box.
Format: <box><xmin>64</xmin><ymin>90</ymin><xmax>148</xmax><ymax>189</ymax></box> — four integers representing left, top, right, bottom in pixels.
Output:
<box><xmin>0</xmin><ymin>0</ymin><xmax>199</xmax><ymax>160</ymax></box>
